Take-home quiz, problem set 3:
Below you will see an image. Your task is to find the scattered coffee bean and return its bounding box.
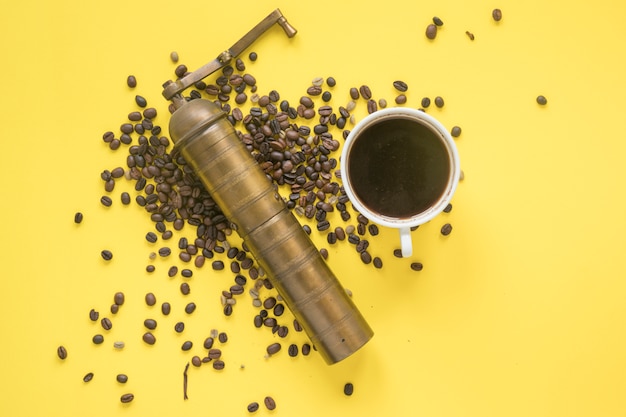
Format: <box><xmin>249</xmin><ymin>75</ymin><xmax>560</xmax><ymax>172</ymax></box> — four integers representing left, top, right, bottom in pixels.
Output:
<box><xmin>393</xmin><ymin>80</ymin><xmax>408</xmax><ymax>92</ymax></box>
<box><xmin>83</xmin><ymin>372</ymin><xmax>94</xmax><ymax>383</ymax></box>
<box><xmin>126</xmin><ymin>75</ymin><xmax>137</xmax><ymax>88</ymax></box>
<box><xmin>264</xmin><ymin>396</ymin><xmax>277</xmax><ymax>410</ymax></box>
<box><xmin>248</xmin><ymin>51</ymin><xmax>257</xmax><ymax>61</ymax></box>
<box><xmin>120</xmin><ymin>393</ymin><xmax>134</xmax><ymax>403</ymax></box>
<box><xmin>212</xmin><ymin>260</ymin><xmax>225</xmax><ymax>270</ymax></box>
<box><xmin>373</xmin><ymin>257</ymin><xmax>383</xmax><ymax>269</ymax></box>
<box><xmin>360</xmin><ymin>251</ymin><xmax>372</xmax><ymax>264</ymax></box>
<box><xmin>121</xmin><ymin>192</ymin><xmax>131</xmax><ymax>205</ymax></box>
<box><xmin>212</xmin><ymin>360</ymin><xmax>225</xmax><ymax>370</ymax></box>
<box><xmin>185</xmin><ymin>302</ymin><xmax>196</xmax><ymax>314</ymax></box>
<box><xmin>174</xmin><ymin>322</ymin><xmax>185</xmax><ymax>333</ymax></box>
<box><xmin>492</xmin><ymin>8</ymin><xmax>502</xmax><ymax>21</ymax></box>
<box><xmin>101</xmin><ymin>317</ymin><xmax>112</xmax><ymax>330</ymax></box>
<box><xmin>344</xmin><ymin>382</ymin><xmax>354</xmax><ymax>396</ymax></box>
<box><xmin>433</xmin><ymin>16</ymin><xmax>444</xmax><ymax>26</ymax></box>
<box><xmin>101</xmin><ymin>249</ymin><xmax>113</xmax><ymax>261</ymax></box>
<box><xmin>302</xmin><ymin>343</ymin><xmax>311</xmax><ymax>356</ymax></box>
<box><xmin>89</xmin><ymin>309</ymin><xmax>99</xmax><ymax>321</ymax></box>
<box><xmin>288</xmin><ymin>344</ymin><xmax>299</xmax><ymax>357</ymax></box>
<box><xmin>145</xmin><ymin>232</ymin><xmax>158</xmax><ymax>243</ymax></box>
<box><xmin>395</xmin><ymin>94</ymin><xmax>407</xmax><ymax>104</ymax></box>
<box><xmin>180</xmin><ymin>282</ymin><xmax>190</xmax><ymax>295</ymax></box>
<box><xmin>116</xmin><ymin>374</ymin><xmax>128</xmax><ymax>383</ymax></box>
<box><xmin>426</xmin><ymin>24</ymin><xmax>437</xmax><ymax>40</ymax></box>
<box><xmin>181</xmin><ymin>341</ymin><xmax>193</xmax><ymax>351</ymax></box>
<box><xmin>110</xmin><ymin>304</ymin><xmax>119</xmax><ymax>314</ymax></box>
<box><xmin>441</xmin><ymin>223</ymin><xmax>453</xmax><ymax>236</ymax></box>
<box><xmin>57</xmin><ymin>345</ymin><xmax>67</xmax><ymax>360</ymax></box>
<box><xmin>161</xmin><ymin>302</ymin><xmax>171</xmax><ymax>315</ymax></box>
<box><xmin>443</xmin><ymin>203</ymin><xmax>453</xmax><ymax>213</ymax></box>
<box><xmin>266</xmin><ymin>342</ymin><xmax>281</xmax><ymax>356</ymax></box>
<box><xmin>247</xmin><ymin>402</ymin><xmax>259</xmax><ymax>413</ymax></box>
<box><xmin>100</xmin><ymin>195</ymin><xmax>112</xmax><ymax>207</ymax></box>
<box><xmin>536</xmin><ymin>95</ymin><xmax>548</xmax><ymax>105</ymax></box>
<box><xmin>145</xmin><ymin>293</ymin><xmax>156</xmax><ymax>306</ymax></box>
<box><xmin>218</xmin><ymin>332</ymin><xmax>228</xmax><ymax>343</ymax></box>
<box><xmin>142</xmin><ymin>332</ymin><xmax>156</xmax><ymax>345</ymax></box>
<box><xmin>434</xmin><ymin>96</ymin><xmax>445</xmax><ymax>108</ymax></box>
<box><xmin>466</xmin><ymin>31</ymin><xmax>475</xmax><ymax>41</ymax></box>
<box><xmin>114</xmin><ymin>292</ymin><xmax>125</xmax><ymax>306</ymax></box>
<box><xmin>450</xmin><ymin>126</ymin><xmax>462</xmax><ymax>137</ymax></box>
<box><xmin>411</xmin><ymin>262</ymin><xmax>424</xmax><ymax>271</ymax></box>
<box><xmin>144</xmin><ymin>319</ymin><xmax>157</xmax><ymax>330</ymax></box>
<box><xmin>421</xmin><ymin>97</ymin><xmax>431</xmax><ymax>108</ymax></box>
<box><xmin>74</xmin><ymin>212</ymin><xmax>83</xmax><ymax>224</ymax></box>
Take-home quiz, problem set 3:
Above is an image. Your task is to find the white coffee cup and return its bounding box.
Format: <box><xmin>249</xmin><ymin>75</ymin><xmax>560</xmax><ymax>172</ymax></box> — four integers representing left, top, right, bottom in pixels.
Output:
<box><xmin>341</xmin><ymin>107</ymin><xmax>460</xmax><ymax>257</ymax></box>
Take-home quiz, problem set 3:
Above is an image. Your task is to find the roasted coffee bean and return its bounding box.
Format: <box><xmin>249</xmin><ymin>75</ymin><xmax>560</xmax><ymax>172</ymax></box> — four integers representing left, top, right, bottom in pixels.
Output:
<box><xmin>373</xmin><ymin>257</ymin><xmax>383</xmax><ymax>269</ymax></box>
<box><xmin>212</xmin><ymin>360</ymin><xmax>225</xmax><ymax>370</ymax></box>
<box><xmin>89</xmin><ymin>309</ymin><xmax>99</xmax><ymax>321</ymax></box>
<box><xmin>144</xmin><ymin>319</ymin><xmax>157</xmax><ymax>330</ymax></box>
<box><xmin>451</xmin><ymin>126</ymin><xmax>462</xmax><ymax>137</ymax></box>
<box><xmin>120</xmin><ymin>393</ymin><xmax>134</xmax><ymax>403</ymax></box>
<box><xmin>320</xmin><ymin>248</ymin><xmax>328</xmax><ymax>260</ymax></box>
<box><xmin>145</xmin><ymin>293</ymin><xmax>156</xmax><ymax>306</ymax></box>
<box><xmin>367</xmin><ymin>99</ymin><xmax>377</xmax><ymax>114</ymax></box>
<box><xmin>145</xmin><ymin>265</ymin><xmax>155</xmax><ymax>273</ymax></box>
<box><xmin>395</xmin><ymin>94</ymin><xmax>407</xmax><ymax>104</ymax></box>
<box><xmin>344</xmin><ymin>382</ymin><xmax>354</xmax><ymax>396</ymax></box>
<box><xmin>83</xmin><ymin>372</ymin><xmax>94</xmax><ymax>383</ymax></box>
<box><xmin>74</xmin><ymin>212</ymin><xmax>83</xmax><ymax>224</ymax></box>
<box><xmin>161</xmin><ymin>302</ymin><xmax>171</xmax><ymax>315</ymax></box>
<box><xmin>393</xmin><ymin>80</ymin><xmax>408</xmax><ymax>92</ymax></box>
<box><xmin>57</xmin><ymin>346</ymin><xmax>67</xmax><ymax>360</ymax></box>
<box><xmin>247</xmin><ymin>402</ymin><xmax>259</xmax><ymax>413</ymax></box>
<box><xmin>121</xmin><ymin>192</ymin><xmax>131</xmax><ymax>205</ymax></box>
<box><xmin>277</xmin><ymin>326</ymin><xmax>289</xmax><ymax>338</ymax></box>
<box><xmin>302</xmin><ymin>343</ymin><xmax>311</xmax><ymax>356</ymax></box>
<box><xmin>128</xmin><ymin>111</ymin><xmax>142</xmax><ymax>121</ymax></box>
<box><xmin>411</xmin><ymin>262</ymin><xmax>424</xmax><ymax>271</ymax></box>
<box><xmin>212</xmin><ymin>260</ymin><xmax>225</xmax><ymax>270</ymax></box>
<box><xmin>174</xmin><ymin>64</ymin><xmax>187</xmax><ymax>78</ymax></box>
<box><xmin>100</xmin><ymin>196</ymin><xmax>112</xmax><ymax>207</ymax></box>
<box><xmin>218</xmin><ymin>332</ymin><xmax>228</xmax><ymax>343</ymax></box>
<box><xmin>185</xmin><ymin>302</ymin><xmax>196</xmax><ymax>314</ymax></box>
<box><xmin>367</xmin><ymin>224</ymin><xmax>379</xmax><ymax>236</ymax></box>
<box><xmin>466</xmin><ymin>31</ymin><xmax>475</xmax><ymax>41</ymax></box>
<box><xmin>203</xmin><ymin>337</ymin><xmax>214</xmax><ymax>350</ymax></box>
<box><xmin>264</xmin><ymin>396</ymin><xmax>277</xmax><ymax>410</ymax></box>
<box><xmin>181</xmin><ymin>269</ymin><xmax>193</xmax><ymax>278</ymax></box>
<box><xmin>208</xmin><ymin>348</ymin><xmax>222</xmax><ymax>359</ymax></box>
<box><xmin>144</xmin><ymin>232</ymin><xmax>157</xmax><ymax>243</ymax></box>
<box><xmin>435</xmin><ymin>96</ymin><xmax>445</xmax><ymax>108</ymax></box>
<box><xmin>327</xmin><ymin>232</ymin><xmax>337</xmax><ymax>244</ymax></box>
<box><xmin>441</xmin><ymin>223</ymin><xmax>453</xmax><ymax>235</ymax></box>
<box><xmin>266</xmin><ymin>342</ymin><xmax>282</xmax><ymax>355</ymax></box>
<box><xmin>101</xmin><ymin>317</ymin><xmax>112</xmax><ymax>330</ymax></box>
<box><xmin>293</xmin><ymin>319</ymin><xmax>303</xmax><ymax>332</ymax></box>
<box><xmin>349</xmin><ymin>87</ymin><xmax>359</xmax><ymax>100</ymax></box>
<box><xmin>114</xmin><ymin>292</ymin><xmax>125</xmax><ymax>306</ymax></box>
<box><xmin>253</xmin><ymin>315</ymin><xmax>263</xmax><ymax>328</ymax></box>
<box><xmin>360</xmin><ymin>251</ymin><xmax>372</xmax><ymax>264</ymax></box>
<box><xmin>492</xmin><ymin>8</ymin><xmax>502</xmax><ymax>21</ymax></box>
<box><xmin>110</xmin><ymin>303</ymin><xmax>119</xmax><ymax>314</ymax></box>
<box><xmin>126</xmin><ymin>75</ymin><xmax>137</xmax><ymax>88</ymax></box>
<box><xmin>181</xmin><ymin>341</ymin><xmax>193</xmax><ymax>351</ymax></box>
<box><xmin>433</xmin><ymin>16</ymin><xmax>444</xmax><ymax>26</ymax></box>
<box><xmin>167</xmin><ymin>266</ymin><xmax>178</xmax><ymax>277</ymax></box>
<box><xmin>443</xmin><ymin>203</ymin><xmax>453</xmax><ymax>213</ymax></box>
<box><xmin>359</xmin><ymin>85</ymin><xmax>372</xmax><ymax>100</ymax></box>
<box><xmin>393</xmin><ymin>249</ymin><xmax>403</xmax><ymax>258</ymax></box>
<box><xmin>536</xmin><ymin>95</ymin><xmax>548</xmax><ymax>105</ymax></box>
<box><xmin>263</xmin><ymin>297</ymin><xmax>277</xmax><ymax>309</ymax></box>
<box><xmin>322</xmin><ymin>91</ymin><xmax>332</xmax><ymax>102</ymax></box>
<box><xmin>174</xmin><ymin>322</ymin><xmax>185</xmax><ymax>333</ymax></box>
<box><xmin>191</xmin><ymin>356</ymin><xmax>202</xmax><ymax>367</ymax></box>
<box><xmin>142</xmin><ymin>332</ymin><xmax>156</xmax><ymax>345</ymax></box>
<box><xmin>317</xmin><ymin>220</ymin><xmax>330</xmax><ymax>231</ymax></box>
<box><xmin>426</xmin><ymin>24</ymin><xmax>437</xmax><ymax>39</ymax></box>
<box><xmin>116</xmin><ymin>373</ymin><xmax>128</xmax><ymax>383</ymax></box>
<box><xmin>288</xmin><ymin>344</ymin><xmax>299</xmax><ymax>357</ymax></box>
<box><xmin>248</xmin><ymin>51</ymin><xmax>257</xmax><ymax>61</ymax></box>
<box><xmin>421</xmin><ymin>97</ymin><xmax>431</xmax><ymax>108</ymax></box>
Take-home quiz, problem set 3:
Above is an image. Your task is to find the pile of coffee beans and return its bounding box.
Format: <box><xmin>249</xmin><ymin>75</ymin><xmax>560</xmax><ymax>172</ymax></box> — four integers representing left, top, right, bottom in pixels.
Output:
<box><xmin>63</xmin><ymin>48</ymin><xmax>463</xmax><ymax>409</ymax></box>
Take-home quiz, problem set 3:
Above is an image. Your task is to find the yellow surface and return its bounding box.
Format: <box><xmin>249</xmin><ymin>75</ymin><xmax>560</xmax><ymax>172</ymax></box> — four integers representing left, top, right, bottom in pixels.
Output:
<box><xmin>1</xmin><ymin>0</ymin><xmax>626</xmax><ymax>416</ymax></box>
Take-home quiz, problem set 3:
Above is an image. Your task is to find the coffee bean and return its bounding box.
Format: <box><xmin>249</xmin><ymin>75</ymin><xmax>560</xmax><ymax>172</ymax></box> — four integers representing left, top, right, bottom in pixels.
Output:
<box><xmin>344</xmin><ymin>382</ymin><xmax>354</xmax><ymax>396</ymax></box>
<box><xmin>246</xmin><ymin>402</ymin><xmax>259</xmax><ymax>413</ymax></box>
<box><xmin>302</xmin><ymin>343</ymin><xmax>311</xmax><ymax>356</ymax></box>
<box><xmin>320</xmin><ymin>248</ymin><xmax>329</xmax><ymax>260</ymax></box>
<box><xmin>126</xmin><ymin>75</ymin><xmax>137</xmax><ymax>88</ymax></box>
<box><xmin>277</xmin><ymin>326</ymin><xmax>289</xmax><ymax>338</ymax></box>
<box><xmin>57</xmin><ymin>345</ymin><xmax>67</xmax><ymax>360</ymax></box>
<box><xmin>74</xmin><ymin>212</ymin><xmax>83</xmax><ymax>224</ymax></box>
<box><xmin>144</xmin><ymin>319</ymin><xmax>157</xmax><ymax>330</ymax></box>
<box><xmin>264</xmin><ymin>396</ymin><xmax>277</xmax><ymax>410</ymax></box>
<box><xmin>359</xmin><ymin>85</ymin><xmax>372</xmax><ymax>100</ymax></box>
<box><xmin>212</xmin><ymin>260</ymin><xmax>225</xmax><ymax>270</ymax></box>
<box><xmin>450</xmin><ymin>126</ymin><xmax>462</xmax><ymax>137</ymax></box>
<box><xmin>116</xmin><ymin>374</ymin><xmax>128</xmax><ymax>383</ymax></box>
<box><xmin>378</xmin><ymin>98</ymin><xmax>387</xmax><ymax>108</ymax></box>
<box><xmin>367</xmin><ymin>99</ymin><xmax>377</xmax><ymax>114</ymax></box>
<box><xmin>441</xmin><ymin>223</ymin><xmax>453</xmax><ymax>235</ymax></box>
<box><xmin>218</xmin><ymin>332</ymin><xmax>228</xmax><ymax>343</ymax></box>
<box><xmin>161</xmin><ymin>302</ymin><xmax>171</xmax><ymax>315</ymax></box>
<box><xmin>113</xmin><ymin>341</ymin><xmax>125</xmax><ymax>349</ymax></box>
<box><xmin>411</xmin><ymin>262</ymin><xmax>424</xmax><ymax>271</ymax></box>
<box><xmin>100</xmin><ymin>196</ymin><xmax>112</xmax><ymax>207</ymax></box>
<box><xmin>143</xmin><ymin>107</ymin><xmax>157</xmax><ymax>119</ymax></box>
<box><xmin>181</xmin><ymin>341</ymin><xmax>193</xmax><ymax>351</ymax></box>
<box><xmin>266</xmin><ymin>343</ymin><xmax>281</xmax><ymax>355</ymax></box>
<box><xmin>263</xmin><ymin>297</ymin><xmax>277</xmax><ymax>309</ymax></box>
<box><xmin>179</xmin><ymin>282</ymin><xmax>190</xmax><ymax>295</ymax></box>
<box><xmin>142</xmin><ymin>332</ymin><xmax>156</xmax><ymax>345</ymax></box>
<box><xmin>203</xmin><ymin>337</ymin><xmax>214</xmax><ymax>350</ymax></box>
<box><xmin>145</xmin><ymin>232</ymin><xmax>157</xmax><ymax>243</ymax></box>
<box><xmin>249</xmin><ymin>51</ymin><xmax>257</xmax><ymax>61</ymax></box>
<box><xmin>435</xmin><ymin>96</ymin><xmax>445</xmax><ymax>108</ymax></box>
<box><xmin>89</xmin><ymin>309</ymin><xmax>99</xmax><ymax>321</ymax></box>
<box><xmin>395</xmin><ymin>94</ymin><xmax>407</xmax><ymax>104</ymax></box>
<box><xmin>322</xmin><ymin>91</ymin><xmax>332</xmax><ymax>102</ymax></box>
<box><xmin>393</xmin><ymin>80</ymin><xmax>408</xmax><ymax>92</ymax></box>
<box><xmin>492</xmin><ymin>8</ymin><xmax>502</xmax><ymax>21</ymax></box>
<box><xmin>212</xmin><ymin>360</ymin><xmax>225</xmax><ymax>370</ymax></box>
<box><xmin>360</xmin><ymin>251</ymin><xmax>372</xmax><ymax>264</ymax></box>
<box><xmin>110</xmin><ymin>304</ymin><xmax>119</xmax><ymax>314</ymax></box>
<box><xmin>114</xmin><ymin>292</ymin><xmax>125</xmax><ymax>306</ymax></box>
<box><xmin>373</xmin><ymin>257</ymin><xmax>383</xmax><ymax>269</ymax></box>
<box><xmin>83</xmin><ymin>372</ymin><xmax>94</xmax><ymax>383</ymax></box>
<box><xmin>185</xmin><ymin>302</ymin><xmax>196</xmax><ymax>314</ymax></box>
<box><xmin>466</xmin><ymin>31</ymin><xmax>475</xmax><ymax>41</ymax></box>
<box><xmin>174</xmin><ymin>64</ymin><xmax>187</xmax><ymax>78</ymax></box>
<box><xmin>208</xmin><ymin>348</ymin><xmax>222</xmax><ymax>359</ymax></box>
<box><xmin>421</xmin><ymin>97</ymin><xmax>431</xmax><ymax>108</ymax></box>
<box><xmin>145</xmin><ymin>293</ymin><xmax>156</xmax><ymax>306</ymax></box>
<box><xmin>253</xmin><ymin>315</ymin><xmax>263</xmax><ymax>328</ymax></box>
<box><xmin>120</xmin><ymin>393</ymin><xmax>134</xmax><ymax>403</ymax></box>
<box><xmin>349</xmin><ymin>87</ymin><xmax>359</xmax><ymax>100</ymax></box>
<box><xmin>174</xmin><ymin>322</ymin><xmax>185</xmax><ymax>333</ymax></box>
<box><xmin>536</xmin><ymin>95</ymin><xmax>548</xmax><ymax>105</ymax></box>
<box><xmin>433</xmin><ymin>16</ymin><xmax>444</xmax><ymax>26</ymax></box>
<box><xmin>121</xmin><ymin>192</ymin><xmax>131</xmax><ymax>205</ymax></box>
<box><xmin>426</xmin><ymin>24</ymin><xmax>437</xmax><ymax>39</ymax></box>
<box><xmin>443</xmin><ymin>203</ymin><xmax>453</xmax><ymax>213</ymax></box>
<box><xmin>288</xmin><ymin>344</ymin><xmax>298</xmax><ymax>357</ymax></box>
<box><xmin>101</xmin><ymin>317</ymin><xmax>112</xmax><ymax>330</ymax></box>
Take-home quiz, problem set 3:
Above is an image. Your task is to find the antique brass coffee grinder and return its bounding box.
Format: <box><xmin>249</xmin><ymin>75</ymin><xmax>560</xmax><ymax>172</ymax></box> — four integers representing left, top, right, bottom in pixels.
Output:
<box><xmin>162</xmin><ymin>9</ymin><xmax>373</xmax><ymax>364</ymax></box>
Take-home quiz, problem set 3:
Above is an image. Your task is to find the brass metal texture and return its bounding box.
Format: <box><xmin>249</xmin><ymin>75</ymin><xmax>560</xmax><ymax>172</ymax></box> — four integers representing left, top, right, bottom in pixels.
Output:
<box><xmin>162</xmin><ymin>8</ymin><xmax>296</xmax><ymax>100</ymax></box>
<box><xmin>168</xmin><ymin>99</ymin><xmax>373</xmax><ymax>364</ymax></box>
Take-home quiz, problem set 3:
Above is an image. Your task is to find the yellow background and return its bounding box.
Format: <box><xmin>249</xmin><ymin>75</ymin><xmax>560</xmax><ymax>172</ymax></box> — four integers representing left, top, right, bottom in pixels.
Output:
<box><xmin>1</xmin><ymin>0</ymin><xmax>626</xmax><ymax>416</ymax></box>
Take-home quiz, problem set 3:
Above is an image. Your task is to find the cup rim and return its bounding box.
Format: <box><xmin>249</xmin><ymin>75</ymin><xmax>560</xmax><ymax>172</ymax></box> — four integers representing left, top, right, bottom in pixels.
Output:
<box><xmin>340</xmin><ymin>107</ymin><xmax>460</xmax><ymax>229</ymax></box>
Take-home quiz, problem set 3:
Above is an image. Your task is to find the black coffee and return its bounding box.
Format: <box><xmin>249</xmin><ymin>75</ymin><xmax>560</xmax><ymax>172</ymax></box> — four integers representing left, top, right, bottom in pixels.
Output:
<box><xmin>347</xmin><ymin>118</ymin><xmax>450</xmax><ymax>219</ymax></box>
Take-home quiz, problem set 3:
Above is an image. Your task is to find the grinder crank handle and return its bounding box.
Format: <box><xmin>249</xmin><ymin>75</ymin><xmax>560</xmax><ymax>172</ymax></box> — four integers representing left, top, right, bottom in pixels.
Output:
<box><xmin>162</xmin><ymin>8</ymin><xmax>296</xmax><ymax>101</ymax></box>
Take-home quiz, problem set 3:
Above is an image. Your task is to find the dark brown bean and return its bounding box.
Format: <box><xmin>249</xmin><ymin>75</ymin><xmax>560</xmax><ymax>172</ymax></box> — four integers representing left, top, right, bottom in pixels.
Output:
<box><xmin>411</xmin><ymin>262</ymin><xmax>424</xmax><ymax>271</ymax></box>
<box><xmin>100</xmin><ymin>196</ymin><xmax>112</xmax><ymax>207</ymax></box>
<box><xmin>433</xmin><ymin>16</ymin><xmax>444</xmax><ymax>26</ymax></box>
<box><xmin>126</xmin><ymin>75</ymin><xmax>137</xmax><ymax>88</ymax></box>
<box><xmin>83</xmin><ymin>372</ymin><xmax>94</xmax><ymax>382</ymax></box>
<box><xmin>492</xmin><ymin>8</ymin><xmax>502</xmax><ymax>21</ymax></box>
<box><xmin>536</xmin><ymin>95</ymin><xmax>548</xmax><ymax>105</ymax></box>
<box><xmin>344</xmin><ymin>382</ymin><xmax>354</xmax><ymax>396</ymax></box>
<box><xmin>466</xmin><ymin>31</ymin><xmax>475</xmax><ymax>41</ymax></box>
<box><xmin>174</xmin><ymin>322</ymin><xmax>185</xmax><ymax>333</ymax></box>
<box><xmin>144</xmin><ymin>319</ymin><xmax>157</xmax><ymax>330</ymax></box>
<box><xmin>426</xmin><ymin>24</ymin><xmax>437</xmax><ymax>39</ymax></box>
<box><xmin>180</xmin><ymin>282</ymin><xmax>190</xmax><ymax>295</ymax></box>
<box><xmin>264</xmin><ymin>396</ymin><xmax>277</xmax><ymax>410</ymax></box>
<box><xmin>74</xmin><ymin>212</ymin><xmax>83</xmax><ymax>223</ymax></box>
<box><xmin>441</xmin><ymin>223</ymin><xmax>453</xmax><ymax>235</ymax></box>
<box><xmin>92</xmin><ymin>334</ymin><xmax>104</xmax><ymax>344</ymax></box>
<box><xmin>89</xmin><ymin>309</ymin><xmax>99</xmax><ymax>321</ymax></box>
<box><xmin>116</xmin><ymin>373</ymin><xmax>128</xmax><ymax>383</ymax></box>
<box><xmin>212</xmin><ymin>260</ymin><xmax>225</xmax><ymax>270</ymax></box>
<box><xmin>212</xmin><ymin>360</ymin><xmax>225</xmax><ymax>370</ymax></box>
<box><xmin>288</xmin><ymin>344</ymin><xmax>298</xmax><ymax>357</ymax></box>
<box><xmin>266</xmin><ymin>342</ymin><xmax>281</xmax><ymax>355</ymax></box>
<box><xmin>373</xmin><ymin>257</ymin><xmax>383</xmax><ymax>269</ymax></box>
<box><xmin>145</xmin><ymin>292</ymin><xmax>156</xmax><ymax>306</ymax></box>
<box><xmin>393</xmin><ymin>80</ymin><xmax>408</xmax><ymax>92</ymax></box>
<box><xmin>185</xmin><ymin>302</ymin><xmax>196</xmax><ymax>314</ymax></box>
<box><xmin>120</xmin><ymin>393</ymin><xmax>134</xmax><ymax>403</ymax></box>
<box><xmin>142</xmin><ymin>332</ymin><xmax>156</xmax><ymax>345</ymax></box>
<box><xmin>435</xmin><ymin>96</ymin><xmax>445</xmax><ymax>108</ymax></box>
<box><xmin>247</xmin><ymin>402</ymin><xmax>259</xmax><ymax>412</ymax></box>
<box><xmin>302</xmin><ymin>343</ymin><xmax>311</xmax><ymax>356</ymax></box>
<box><xmin>110</xmin><ymin>304</ymin><xmax>119</xmax><ymax>314</ymax></box>
<box><xmin>360</xmin><ymin>251</ymin><xmax>372</xmax><ymax>264</ymax></box>
<box><xmin>101</xmin><ymin>317</ymin><xmax>112</xmax><ymax>330</ymax></box>
<box><xmin>181</xmin><ymin>341</ymin><xmax>193</xmax><ymax>351</ymax></box>
<box><xmin>161</xmin><ymin>302</ymin><xmax>171</xmax><ymax>315</ymax></box>
<box><xmin>114</xmin><ymin>292</ymin><xmax>125</xmax><ymax>306</ymax></box>
<box><xmin>349</xmin><ymin>87</ymin><xmax>359</xmax><ymax>100</ymax></box>
<box><xmin>395</xmin><ymin>94</ymin><xmax>407</xmax><ymax>104</ymax></box>
<box><xmin>359</xmin><ymin>85</ymin><xmax>372</xmax><ymax>100</ymax></box>
<box><xmin>57</xmin><ymin>345</ymin><xmax>67</xmax><ymax>360</ymax></box>
<box><xmin>451</xmin><ymin>126</ymin><xmax>462</xmax><ymax>137</ymax></box>
<box><xmin>218</xmin><ymin>332</ymin><xmax>228</xmax><ymax>343</ymax></box>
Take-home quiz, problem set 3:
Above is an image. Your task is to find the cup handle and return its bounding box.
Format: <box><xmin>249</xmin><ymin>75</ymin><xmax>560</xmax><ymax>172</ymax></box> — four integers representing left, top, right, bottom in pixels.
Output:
<box><xmin>399</xmin><ymin>227</ymin><xmax>413</xmax><ymax>258</ymax></box>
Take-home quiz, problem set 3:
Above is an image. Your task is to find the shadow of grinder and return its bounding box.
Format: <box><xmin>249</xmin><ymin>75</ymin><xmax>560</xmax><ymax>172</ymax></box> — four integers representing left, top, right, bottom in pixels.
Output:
<box><xmin>162</xmin><ymin>9</ymin><xmax>373</xmax><ymax>364</ymax></box>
